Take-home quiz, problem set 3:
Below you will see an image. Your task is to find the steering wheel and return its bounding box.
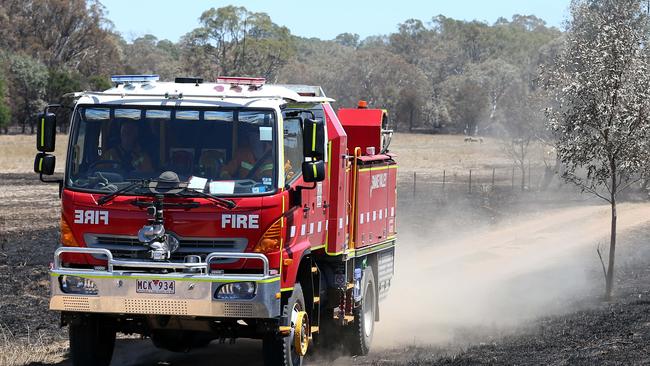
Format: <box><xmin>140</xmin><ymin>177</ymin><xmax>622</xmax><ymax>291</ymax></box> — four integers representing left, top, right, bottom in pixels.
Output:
<box><xmin>236</xmin><ymin>179</ymin><xmax>257</xmax><ymax>187</ymax></box>
<box><xmin>88</xmin><ymin>159</ymin><xmax>126</xmax><ymax>171</ymax></box>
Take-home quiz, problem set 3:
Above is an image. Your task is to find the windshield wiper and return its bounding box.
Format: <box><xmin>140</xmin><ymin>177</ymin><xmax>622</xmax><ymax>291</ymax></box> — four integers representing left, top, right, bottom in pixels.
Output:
<box><xmin>97</xmin><ymin>180</ymin><xmax>148</xmax><ymax>206</ymax></box>
<box><xmin>179</xmin><ymin>188</ymin><xmax>236</xmax><ymax>209</ymax></box>
<box><xmin>96</xmin><ymin>177</ymin><xmax>236</xmax><ymax>209</ymax></box>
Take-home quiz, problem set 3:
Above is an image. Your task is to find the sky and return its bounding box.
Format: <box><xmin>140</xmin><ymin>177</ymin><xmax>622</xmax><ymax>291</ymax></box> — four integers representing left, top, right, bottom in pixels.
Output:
<box><xmin>102</xmin><ymin>0</ymin><xmax>571</xmax><ymax>42</ymax></box>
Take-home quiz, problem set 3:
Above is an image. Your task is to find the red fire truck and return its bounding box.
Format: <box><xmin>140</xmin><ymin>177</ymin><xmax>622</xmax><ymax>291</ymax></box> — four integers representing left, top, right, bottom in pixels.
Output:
<box><xmin>34</xmin><ymin>75</ymin><xmax>397</xmax><ymax>366</ymax></box>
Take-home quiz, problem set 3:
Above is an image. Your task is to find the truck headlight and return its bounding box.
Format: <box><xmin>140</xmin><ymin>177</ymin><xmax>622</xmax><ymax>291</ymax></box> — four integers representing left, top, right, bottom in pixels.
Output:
<box><xmin>215</xmin><ymin>282</ymin><xmax>256</xmax><ymax>300</ymax></box>
<box><xmin>59</xmin><ymin>275</ymin><xmax>98</xmax><ymax>295</ymax></box>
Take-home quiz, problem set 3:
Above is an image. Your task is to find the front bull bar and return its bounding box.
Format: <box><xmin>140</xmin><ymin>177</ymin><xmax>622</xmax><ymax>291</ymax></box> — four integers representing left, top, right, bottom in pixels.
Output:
<box><xmin>49</xmin><ymin>247</ymin><xmax>281</xmax><ymax>318</ymax></box>
<box><xmin>53</xmin><ymin>247</ymin><xmax>271</xmax><ymax>277</ymax></box>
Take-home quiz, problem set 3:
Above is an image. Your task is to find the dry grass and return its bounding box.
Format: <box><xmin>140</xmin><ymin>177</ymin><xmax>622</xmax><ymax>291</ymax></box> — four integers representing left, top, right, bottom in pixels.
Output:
<box><xmin>0</xmin><ymin>133</ymin><xmax>549</xmax><ymax>176</ymax></box>
<box><xmin>0</xmin><ymin>134</ymin><xmax>68</xmax><ymax>173</ymax></box>
<box><xmin>390</xmin><ymin>133</ymin><xmax>551</xmax><ymax>174</ymax></box>
<box><xmin>0</xmin><ymin>324</ymin><xmax>67</xmax><ymax>366</ymax></box>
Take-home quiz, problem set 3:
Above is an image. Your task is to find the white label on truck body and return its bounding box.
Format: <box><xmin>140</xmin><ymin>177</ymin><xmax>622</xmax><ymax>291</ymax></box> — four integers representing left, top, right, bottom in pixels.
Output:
<box><xmin>221</xmin><ymin>214</ymin><xmax>259</xmax><ymax>229</ymax></box>
<box><xmin>74</xmin><ymin>210</ymin><xmax>109</xmax><ymax>225</ymax></box>
<box><xmin>371</xmin><ymin>173</ymin><xmax>388</xmax><ymax>192</ymax></box>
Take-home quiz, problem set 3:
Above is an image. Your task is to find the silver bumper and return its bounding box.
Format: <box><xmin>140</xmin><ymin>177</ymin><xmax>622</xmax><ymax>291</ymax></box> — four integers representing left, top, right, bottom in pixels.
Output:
<box><xmin>50</xmin><ymin>247</ymin><xmax>281</xmax><ymax>319</ymax></box>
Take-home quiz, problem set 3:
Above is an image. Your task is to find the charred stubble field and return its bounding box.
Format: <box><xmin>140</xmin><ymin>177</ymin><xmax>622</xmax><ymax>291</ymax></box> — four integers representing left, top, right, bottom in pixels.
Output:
<box><xmin>1</xmin><ymin>134</ymin><xmax>650</xmax><ymax>365</ymax></box>
<box><xmin>0</xmin><ymin>174</ymin><xmax>67</xmax><ymax>365</ymax></box>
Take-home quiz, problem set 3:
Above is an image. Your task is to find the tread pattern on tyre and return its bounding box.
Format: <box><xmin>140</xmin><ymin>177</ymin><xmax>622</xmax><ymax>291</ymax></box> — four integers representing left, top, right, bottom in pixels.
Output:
<box><xmin>69</xmin><ymin>316</ymin><xmax>116</xmax><ymax>366</ymax></box>
<box><xmin>349</xmin><ymin>267</ymin><xmax>375</xmax><ymax>356</ymax></box>
<box><xmin>263</xmin><ymin>284</ymin><xmax>304</xmax><ymax>366</ymax></box>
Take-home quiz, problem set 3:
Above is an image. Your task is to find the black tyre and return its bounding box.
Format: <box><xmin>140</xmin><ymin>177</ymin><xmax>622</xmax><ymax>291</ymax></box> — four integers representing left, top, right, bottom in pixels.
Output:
<box><xmin>69</xmin><ymin>316</ymin><xmax>116</xmax><ymax>366</ymax></box>
<box><xmin>348</xmin><ymin>267</ymin><xmax>376</xmax><ymax>356</ymax></box>
<box><xmin>263</xmin><ymin>283</ymin><xmax>307</xmax><ymax>366</ymax></box>
<box><xmin>311</xmin><ymin>307</ymin><xmax>347</xmax><ymax>361</ymax></box>
<box><xmin>312</xmin><ymin>307</ymin><xmax>338</xmax><ymax>348</ymax></box>
<box><xmin>151</xmin><ymin>330</ymin><xmax>212</xmax><ymax>352</ymax></box>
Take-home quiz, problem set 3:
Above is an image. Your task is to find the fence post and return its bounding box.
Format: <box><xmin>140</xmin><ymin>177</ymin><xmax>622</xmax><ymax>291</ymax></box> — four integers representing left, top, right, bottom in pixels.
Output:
<box><xmin>442</xmin><ymin>170</ymin><xmax>446</xmax><ymax>191</ymax></box>
<box><xmin>492</xmin><ymin>168</ymin><xmax>495</xmax><ymax>188</ymax></box>
<box><xmin>511</xmin><ymin>166</ymin><xmax>515</xmax><ymax>190</ymax></box>
<box><xmin>469</xmin><ymin>169</ymin><xmax>472</xmax><ymax>194</ymax></box>
<box><xmin>413</xmin><ymin>171</ymin><xmax>417</xmax><ymax>197</ymax></box>
<box><xmin>528</xmin><ymin>160</ymin><xmax>533</xmax><ymax>191</ymax></box>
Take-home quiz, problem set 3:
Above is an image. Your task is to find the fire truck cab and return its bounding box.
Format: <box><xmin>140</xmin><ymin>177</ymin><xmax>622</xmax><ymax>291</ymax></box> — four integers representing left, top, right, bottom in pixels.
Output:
<box><xmin>34</xmin><ymin>75</ymin><xmax>397</xmax><ymax>366</ymax></box>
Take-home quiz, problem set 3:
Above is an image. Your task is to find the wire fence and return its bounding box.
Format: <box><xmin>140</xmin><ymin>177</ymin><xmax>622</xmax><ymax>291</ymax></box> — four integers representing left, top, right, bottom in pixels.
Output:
<box><xmin>396</xmin><ymin>165</ymin><xmax>566</xmax><ymax>200</ymax></box>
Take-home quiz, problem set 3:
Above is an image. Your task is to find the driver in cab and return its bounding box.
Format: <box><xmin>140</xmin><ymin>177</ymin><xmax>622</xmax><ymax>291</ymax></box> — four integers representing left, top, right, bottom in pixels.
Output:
<box><xmin>221</xmin><ymin>124</ymin><xmax>273</xmax><ymax>182</ymax></box>
<box><xmin>100</xmin><ymin>121</ymin><xmax>153</xmax><ymax>173</ymax></box>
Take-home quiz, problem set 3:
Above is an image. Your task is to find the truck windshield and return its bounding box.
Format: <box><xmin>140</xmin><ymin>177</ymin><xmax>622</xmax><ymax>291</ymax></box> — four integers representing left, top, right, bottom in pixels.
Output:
<box><xmin>66</xmin><ymin>106</ymin><xmax>277</xmax><ymax>196</ymax></box>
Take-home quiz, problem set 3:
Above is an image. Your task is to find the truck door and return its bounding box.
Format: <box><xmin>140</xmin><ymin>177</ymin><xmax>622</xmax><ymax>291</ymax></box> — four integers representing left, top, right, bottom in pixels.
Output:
<box><xmin>304</xmin><ymin>181</ymin><xmax>328</xmax><ymax>248</ymax></box>
<box><xmin>283</xmin><ymin>112</ymin><xmax>329</xmax><ymax>250</ymax></box>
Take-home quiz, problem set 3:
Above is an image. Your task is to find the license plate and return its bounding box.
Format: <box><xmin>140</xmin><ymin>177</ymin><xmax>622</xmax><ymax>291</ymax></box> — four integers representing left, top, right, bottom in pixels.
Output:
<box><xmin>136</xmin><ymin>279</ymin><xmax>175</xmax><ymax>294</ymax></box>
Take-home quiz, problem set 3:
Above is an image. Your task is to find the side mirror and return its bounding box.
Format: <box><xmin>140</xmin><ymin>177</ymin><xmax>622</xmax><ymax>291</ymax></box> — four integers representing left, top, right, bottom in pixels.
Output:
<box><xmin>36</xmin><ymin>112</ymin><xmax>57</xmax><ymax>152</ymax></box>
<box><xmin>302</xmin><ymin>118</ymin><xmax>325</xmax><ymax>159</ymax></box>
<box><xmin>302</xmin><ymin>160</ymin><xmax>325</xmax><ymax>183</ymax></box>
<box><xmin>34</xmin><ymin>153</ymin><xmax>56</xmax><ymax>175</ymax></box>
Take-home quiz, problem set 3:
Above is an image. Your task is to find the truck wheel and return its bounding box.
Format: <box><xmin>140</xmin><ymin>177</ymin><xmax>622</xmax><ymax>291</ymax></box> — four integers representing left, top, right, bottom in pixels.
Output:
<box><xmin>69</xmin><ymin>316</ymin><xmax>116</xmax><ymax>366</ymax></box>
<box><xmin>263</xmin><ymin>283</ymin><xmax>307</xmax><ymax>366</ymax></box>
<box><xmin>151</xmin><ymin>330</ymin><xmax>203</xmax><ymax>352</ymax></box>
<box><xmin>312</xmin><ymin>307</ymin><xmax>346</xmax><ymax>361</ymax></box>
<box><xmin>313</xmin><ymin>308</ymin><xmax>339</xmax><ymax>348</ymax></box>
<box><xmin>152</xmin><ymin>330</ymin><xmax>212</xmax><ymax>352</ymax></box>
<box><xmin>348</xmin><ymin>267</ymin><xmax>376</xmax><ymax>356</ymax></box>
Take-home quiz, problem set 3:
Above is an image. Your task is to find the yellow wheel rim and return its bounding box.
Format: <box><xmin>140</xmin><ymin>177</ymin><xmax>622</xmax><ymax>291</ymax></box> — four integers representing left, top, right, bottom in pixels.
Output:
<box><xmin>293</xmin><ymin>311</ymin><xmax>309</xmax><ymax>356</ymax></box>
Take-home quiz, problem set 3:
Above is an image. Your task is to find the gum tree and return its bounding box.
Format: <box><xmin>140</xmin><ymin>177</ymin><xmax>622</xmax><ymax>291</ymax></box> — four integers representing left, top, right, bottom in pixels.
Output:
<box><xmin>499</xmin><ymin>87</ymin><xmax>547</xmax><ymax>191</ymax></box>
<box><xmin>545</xmin><ymin>0</ymin><xmax>650</xmax><ymax>299</ymax></box>
<box><xmin>182</xmin><ymin>6</ymin><xmax>295</xmax><ymax>80</ymax></box>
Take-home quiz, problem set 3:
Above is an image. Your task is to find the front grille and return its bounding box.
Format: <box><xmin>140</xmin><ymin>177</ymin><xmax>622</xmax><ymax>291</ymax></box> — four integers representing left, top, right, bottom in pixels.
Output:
<box><xmin>62</xmin><ymin>296</ymin><xmax>91</xmax><ymax>311</ymax></box>
<box><xmin>123</xmin><ymin>299</ymin><xmax>188</xmax><ymax>315</ymax></box>
<box><xmin>223</xmin><ymin>302</ymin><xmax>254</xmax><ymax>317</ymax></box>
<box><xmin>84</xmin><ymin>233</ymin><xmax>247</xmax><ymax>261</ymax></box>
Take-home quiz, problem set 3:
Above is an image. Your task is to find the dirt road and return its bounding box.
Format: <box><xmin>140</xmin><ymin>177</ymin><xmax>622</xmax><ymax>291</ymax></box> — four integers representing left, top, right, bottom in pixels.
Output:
<box><xmin>2</xmin><ymin>172</ymin><xmax>650</xmax><ymax>365</ymax></box>
<box><xmin>374</xmin><ymin>202</ymin><xmax>650</xmax><ymax>348</ymax></box>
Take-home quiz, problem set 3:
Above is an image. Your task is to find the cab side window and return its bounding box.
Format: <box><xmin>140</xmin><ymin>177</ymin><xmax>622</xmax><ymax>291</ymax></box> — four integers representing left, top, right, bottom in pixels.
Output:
<box><xmin>283</xmin><ymin>118</ymin><xmax>303</xmax><ymax>183</ymax></box>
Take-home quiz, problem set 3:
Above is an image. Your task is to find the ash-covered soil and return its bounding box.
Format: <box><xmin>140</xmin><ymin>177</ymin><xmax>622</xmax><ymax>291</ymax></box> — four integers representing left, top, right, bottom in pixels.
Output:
<box><xmin>0</xmin><ymin>174</ymin><xmax>64</xmax><ymax>342</ymax></box>
<box><xmin>2</xmin><ymin>172</ymin><xmax>650</xmax><ymax>366</ymax></box>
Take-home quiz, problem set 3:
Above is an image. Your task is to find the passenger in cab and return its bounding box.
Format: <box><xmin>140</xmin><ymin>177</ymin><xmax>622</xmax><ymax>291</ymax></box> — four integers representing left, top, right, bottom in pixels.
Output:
<box><xmin>101</xmin><ymin>121</ymin><xmax>153</xmax><ymax>173</ymax></box>
<box><xmin>221</xmin><ymin>124</ymin><xmax>273</xmax><ymax>182</ymax></box>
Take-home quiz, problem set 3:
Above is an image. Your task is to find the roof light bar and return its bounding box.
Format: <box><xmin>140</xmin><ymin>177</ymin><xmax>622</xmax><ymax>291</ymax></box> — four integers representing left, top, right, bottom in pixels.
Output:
<box><xmin>216</xmin><ymin>76</ymin><xmax>265</xmax><ymax>87</ymax></box>
<box><xmin>175</xmin><ymin>77</ymin><xmax>204</xmax><ymax>84</ymax></box>
<box><xmin>111</xmin><ymin>75</ymin><xmax>160</xmax><ymax>84</ymax></box>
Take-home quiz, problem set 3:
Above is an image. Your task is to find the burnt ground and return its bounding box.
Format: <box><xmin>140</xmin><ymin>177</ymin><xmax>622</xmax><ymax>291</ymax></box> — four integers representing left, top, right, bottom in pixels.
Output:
<box><xmin>0</xmin><ymin>174</ymin><xmax>64</xmax><ymax>340</ymax></box>
<box><xmin>357</xmin><ymin>238</ymin><xmax>650</xmax><ymax>366</ymax></box>
<box><xmin>1</xmin><ymin>172</ymin><xmax>650</xmax><ymax>365</ymax></box>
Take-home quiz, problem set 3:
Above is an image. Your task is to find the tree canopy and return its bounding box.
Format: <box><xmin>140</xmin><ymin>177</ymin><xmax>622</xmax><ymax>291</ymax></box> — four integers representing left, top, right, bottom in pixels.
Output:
<box><xmin>0</xmin><ymin>1</ymin><xmax>562</xmax><ymax>135</ymax></box>
<box><xmin>544</xmin><ymin>0</ymin><xmax>650</xmax><ymax>299</ymax></box>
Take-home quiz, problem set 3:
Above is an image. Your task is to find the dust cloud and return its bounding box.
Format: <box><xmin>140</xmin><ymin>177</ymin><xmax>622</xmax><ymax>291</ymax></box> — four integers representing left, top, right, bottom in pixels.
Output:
<box><xmin>373</xmin><ymin>202</ymin><xmax>650</xmax><ymax>348</ymax></box>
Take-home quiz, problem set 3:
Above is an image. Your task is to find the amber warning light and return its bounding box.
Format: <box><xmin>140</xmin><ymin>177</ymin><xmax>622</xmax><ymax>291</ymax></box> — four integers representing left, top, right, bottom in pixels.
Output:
<box><xmin>216</xmin><ymin>77</ymin><xmax>266</xmax><ymax>87</ymax></box>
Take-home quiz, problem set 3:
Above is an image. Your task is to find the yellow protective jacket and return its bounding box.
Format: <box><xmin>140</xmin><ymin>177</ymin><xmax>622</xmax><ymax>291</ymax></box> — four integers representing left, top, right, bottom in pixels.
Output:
<box><xmin>221</xmin><ymin>148</ymin><xmax>273</xmax><ymax>181</ymax></box>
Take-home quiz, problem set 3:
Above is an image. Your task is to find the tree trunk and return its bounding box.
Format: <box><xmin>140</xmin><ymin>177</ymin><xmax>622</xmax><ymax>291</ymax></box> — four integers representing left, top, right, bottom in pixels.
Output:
<box><xmin>519</xmin><ymin>143</ymin><xmax>526</xmax><ymax>192</ymax></box>
<box><xmin>605</xmin><ymin>166</ymin><xmax>617</xmax><ymax>300</ymax></box>
<box><xmin>606</xmin><ymin>198</ymin><xmax>616</xmax><ymax>300</ymax></box>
